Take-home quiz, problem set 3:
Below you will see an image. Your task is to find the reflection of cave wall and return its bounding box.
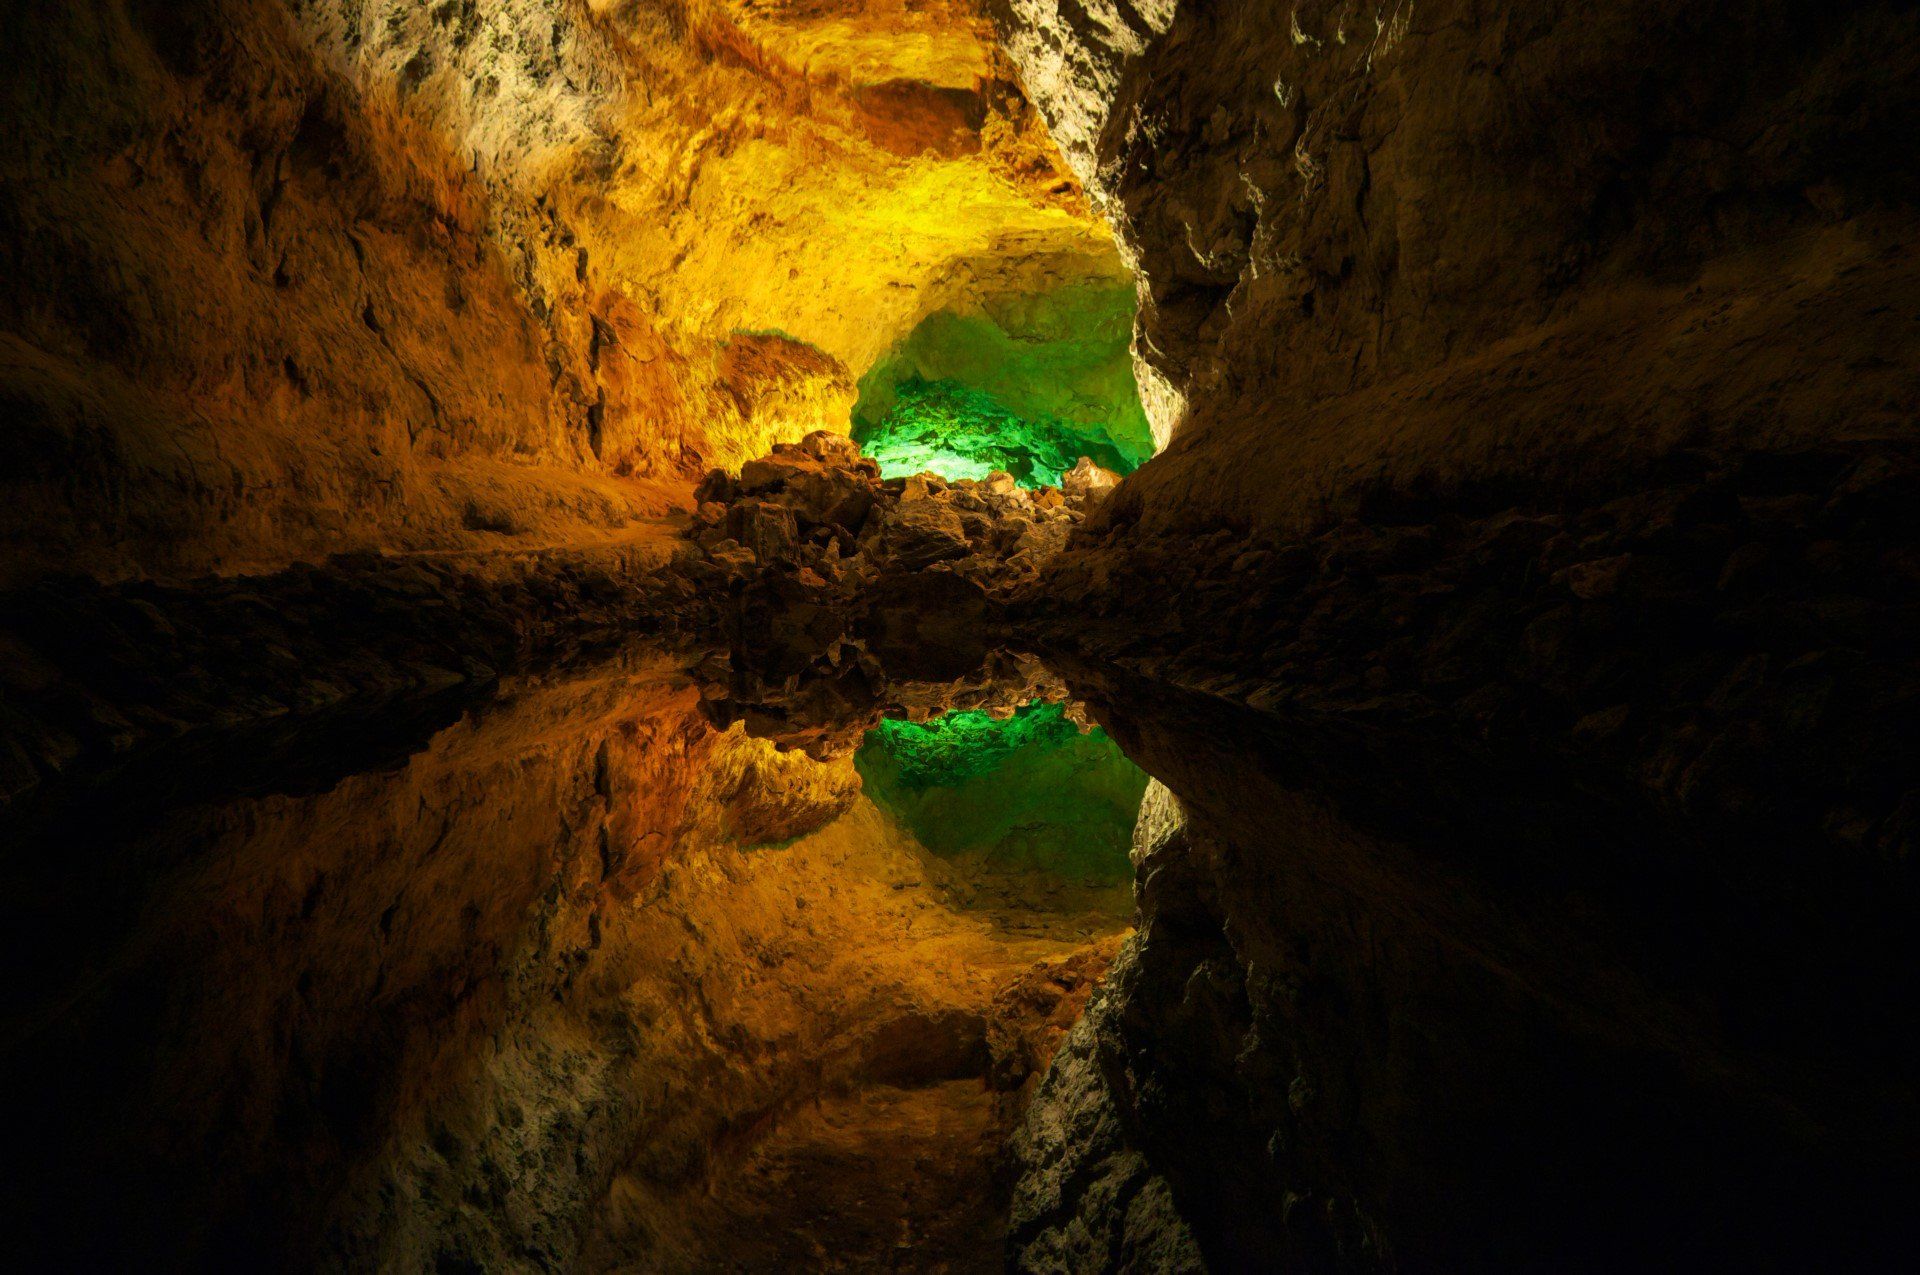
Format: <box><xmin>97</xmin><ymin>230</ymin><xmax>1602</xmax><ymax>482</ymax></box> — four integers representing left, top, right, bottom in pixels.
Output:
<box><xmin>1012</xmin><ymin>673</ymin><xmax>1920</xmax><ymax>1270</ymax></box>
<box><xmin>0</xmin><ymin>658</ymin><xmax>1117</xmax><ymax>1270</ymax></box>
<box><xmin>1</xmin><ymin>663</ymin><xmax>714</xmax><ymax>1268</ymax></box>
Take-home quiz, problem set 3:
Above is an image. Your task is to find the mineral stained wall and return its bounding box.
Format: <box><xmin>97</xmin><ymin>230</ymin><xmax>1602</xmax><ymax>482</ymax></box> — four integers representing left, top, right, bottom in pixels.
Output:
<box><xmin>2</xmin><ymin>0</ymin><xmax>1118</xmax><ymax>580</ymax></box>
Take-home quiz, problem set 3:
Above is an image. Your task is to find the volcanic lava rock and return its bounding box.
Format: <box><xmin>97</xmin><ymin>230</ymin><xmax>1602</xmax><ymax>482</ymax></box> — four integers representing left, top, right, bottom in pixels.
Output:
<box><xmin>1034</xmin><ymin>440</ymin><xmax>1920</xmax><ymax>866</ymax></box>
<box><xmin>728</xmin><ymin>499</ymin><xmax>802</xmax><ymax>566</ymax></box>
<box><xmin>687</xmin><ymin>432</ymin><xmax>1099</xmax><ymax>649</ymax></box>
<box><xmin>1060</xmin><ymin>456</ymin><xmax>1120</xmax><ymax>506</ymax></box>
<box><xmin>877</xmin><ymin>497</ymin><xmax>973</xmax><ymax>570</ymax></box>
<box><xmin>1008</xmin><ymin>778</ymin><xmax>1207</xmax><ymax>1274</ymax></box>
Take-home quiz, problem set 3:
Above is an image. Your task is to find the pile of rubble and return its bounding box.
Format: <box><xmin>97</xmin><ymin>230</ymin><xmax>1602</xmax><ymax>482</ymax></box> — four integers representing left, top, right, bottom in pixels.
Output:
<box><xmin>686</xmin><ymin>431</ymin><xmax>1118</xmax><ymax>602</ymax></box>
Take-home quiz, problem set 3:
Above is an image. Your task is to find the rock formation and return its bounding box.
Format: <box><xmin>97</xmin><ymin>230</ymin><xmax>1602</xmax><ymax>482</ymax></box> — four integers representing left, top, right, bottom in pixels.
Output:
<box><xmin>680</xmin><ymin>429</ymin><xmax>1115</xmax><ymax>680</ymax></box>
<box><xmin>994</xmin><ymin>0</ymin><xmax>1920</xmax><ymax>519</ymax></box>
<box><xmin>978</xmin><ymin>0</ymin><xmax>1920</xmax><ymax>1267</ymax></box>
<box><xmin>2</xmin><ymin>0</ymin><xmax>1918</xmax><ymax>1270</ymax></box>
<box><xmin>3</xmin><ymin>0</ymin><xmax>1122</xmax><ymax>579</ymax></box>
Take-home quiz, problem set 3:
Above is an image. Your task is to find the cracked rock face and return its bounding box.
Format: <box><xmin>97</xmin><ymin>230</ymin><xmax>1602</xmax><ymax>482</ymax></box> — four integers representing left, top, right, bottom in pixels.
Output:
<box><xmin>2</xmin><ymin>0</ymin><xmax>1120</xmax><ymax>580</ymax></box>
<box><xmin>993</xmin><ymin>0</ymin><xmax>1920</xmax><ymax>534</ymax></box>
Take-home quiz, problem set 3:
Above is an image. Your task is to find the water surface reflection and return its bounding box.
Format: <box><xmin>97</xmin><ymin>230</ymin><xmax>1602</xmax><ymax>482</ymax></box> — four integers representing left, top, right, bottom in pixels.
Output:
<box><xmin>3</xmin><ymin>639</ymin><xmax>1912</xmax><ymax>1270</ymax></box>
<box><xmin>0</xmin><ymin>645</ymin><xmax>1130</xmax><ymax>1271</ymax></box>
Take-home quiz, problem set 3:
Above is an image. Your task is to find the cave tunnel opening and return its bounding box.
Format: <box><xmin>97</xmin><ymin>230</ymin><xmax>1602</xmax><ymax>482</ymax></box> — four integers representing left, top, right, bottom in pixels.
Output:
<box><xmin>849</xmin><ymin>281</ymin><xmax>1157</xmax><ymax>485</ymax></box>
<box><xmin>7</xmin><ymin>0</ymin><xmax>1918</xmax><ymax>1268</ymax></box>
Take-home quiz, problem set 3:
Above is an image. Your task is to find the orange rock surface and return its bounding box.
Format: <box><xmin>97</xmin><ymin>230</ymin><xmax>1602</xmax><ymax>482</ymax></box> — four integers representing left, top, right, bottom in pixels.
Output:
<box><xmin>2</xmin><ymin>0</ymin><xmax>1120</xmax><ymax>581</ymax></box>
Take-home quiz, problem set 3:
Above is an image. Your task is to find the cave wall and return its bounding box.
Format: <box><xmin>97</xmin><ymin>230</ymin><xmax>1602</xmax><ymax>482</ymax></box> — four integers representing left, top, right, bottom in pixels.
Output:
<box><xmin>1</xmin><ymin>0</ymin><xmax>1121</xmax><ymax>580</ymax></box>
<box><xmin>986</xmin><ymin>3</ymin><xmax>1920</xmax><ymax>1267</ymax></box>
<box><xmin>991</xmin><ymin>0</ymin><xmax>1920</xmax><ymax>877</ymax></box>
<box><xmin>5</xmin><ymin>0</ymin><xmax>645</xmax><ymax>581</ymax></box>
<box><xmin>993</xmin><ymin>0</ymin><xmax>1920</xmax><ymax>535</ymax></box>
<box><xmin>1</xmin><ymin>661</ymin><xmax>715</xmax><ymax>1267</ymax></box>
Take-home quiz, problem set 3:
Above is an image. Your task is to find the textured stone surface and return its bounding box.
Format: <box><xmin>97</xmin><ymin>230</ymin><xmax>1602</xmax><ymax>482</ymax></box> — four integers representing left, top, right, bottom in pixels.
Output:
<box><xmin>1008</xmin><ymin>778</ymin><xmax>1205</xmax><ymax>1273</ymax></box>
<box><xmin>684</xmin><ymin>428</ymin><xmax>1111</xmax><ymax>668</ymax></box>
<box><xmin>7</xmin><ymin>1</ymin><xmax>1920</xmax><ymax>1268</ymax></box>
<box><xmin>994</xmin><ymin>0</ymin><xmax>1920</xmax><ymax>532</ymax></box>
<box><xmin>0</xmin><ymin>527</ymin><xmax>707</xmax><ymax>808</ymax></box>
<box><xmin>1</xmin><ymin>0</ymin><xmax>1121</xmax><ymax>579</ymax></box>
<box><xmin>970</xmin><ymin>16</ymin><xmax>1920</xmax><ymax>1259</ymax></box>
<box><xmin>1031</xmin><ymin>439</ymin><xmax>1920</xmax><ymax>866</ymax></box>
<box><xmin>852</xmin><ymin>275</ymin><xmax>1157</xmax><ymax>482</ymax></box>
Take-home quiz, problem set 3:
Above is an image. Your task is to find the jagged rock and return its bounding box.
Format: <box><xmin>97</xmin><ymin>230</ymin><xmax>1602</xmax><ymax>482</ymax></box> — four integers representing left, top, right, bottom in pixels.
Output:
<box><xmin>691</xmin><ymin>437</ymin><xmax>1090</xmax><ymax>612</ymax></box>
<box><xmin>696</xmin><ymin>468</ymin><xmax>739</xmax><ymax>506</ymax></box>
<box><xmin>1062</xmin><ymin>457</ymin><xmax>1120</xmax><ymax>506</ymax></box>
<box><xmin>786</xmin><ymin>469</ymin><xmax>876</xmax><ymax>536</ymax></box>
<box><xmin>737</xmin><ymin>453</ymin><xmax>816</xmax><ymax>493</ymax></box>
<box><xmin>897</xmin><ymin>473</ymin><xmax>949</xmax><ymax>503</ymax></box>
<box><xmin>797</xmin><ymin>429</ymin><xmax>865</xmax><ymax>466</ymax></box>
<box><xmin>875</xmin><ymin>500</ymin><xmax>971</xmax><ymax>570</ymax></box>
<box><xmin>1014</xmin><ymin>519</ymin><xmax>1072</xmax><ymax>561</ymax></box>
<box><xmin>727</xmin><ymin>500</ymin><xmax>800</xmax><ymax>565</ymax></box>
<box><xmin>707</xmin><ymin>542</ymin><xmax>757</xmax><ymax>576</ymax></box>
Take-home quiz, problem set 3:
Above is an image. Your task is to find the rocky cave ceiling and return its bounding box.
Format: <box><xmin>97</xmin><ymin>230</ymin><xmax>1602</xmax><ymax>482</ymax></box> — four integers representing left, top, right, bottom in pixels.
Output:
<box><xmin>0</xmin><ymin>0</ymin><xmax>1145</xmax><ymax>580</ymax></box>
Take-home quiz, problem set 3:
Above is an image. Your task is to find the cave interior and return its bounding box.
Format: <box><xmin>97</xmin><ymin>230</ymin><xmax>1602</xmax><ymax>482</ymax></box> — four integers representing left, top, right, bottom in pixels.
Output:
<box><xmin>1</xmin><ymin>0</ymin><xmax>1917</xmax><ymax>1271</ymax></box>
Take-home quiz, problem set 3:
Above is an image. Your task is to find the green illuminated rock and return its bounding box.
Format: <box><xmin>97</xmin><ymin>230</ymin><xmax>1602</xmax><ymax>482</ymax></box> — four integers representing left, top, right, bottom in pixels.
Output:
<box><xmin>854</xmin><ymin>704</ymin><xmax>1150</xmax><ymax>884</ymax></box>
<box><xmin>852</xmin><ymin>283</ymin><xmax>1155</xmax><ymax>486</ymax></box>
<box><xmin>856</xmin><ymin>380</ymin><xmax>1141</xmax><ymax>486</ymax></box>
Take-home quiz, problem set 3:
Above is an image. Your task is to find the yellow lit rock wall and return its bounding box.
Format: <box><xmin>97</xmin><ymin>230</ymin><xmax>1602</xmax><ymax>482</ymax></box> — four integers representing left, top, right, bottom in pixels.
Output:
<box><xmin>1</xmin><ymin>0</ymin><xmax>1119</xmax><ymax>580</ymax></box>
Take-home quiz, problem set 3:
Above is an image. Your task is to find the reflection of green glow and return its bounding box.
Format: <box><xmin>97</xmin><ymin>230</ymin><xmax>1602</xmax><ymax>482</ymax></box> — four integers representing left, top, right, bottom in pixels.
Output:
<box><xmin>855</xmin><ymin>379</ymin><xmax>1143</xmax><ymax>486</ymax></box>
<box><xmin>854</xmin><ymin>703</ymin><xmax>1149</xmax><ymax>884</ymax></box>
